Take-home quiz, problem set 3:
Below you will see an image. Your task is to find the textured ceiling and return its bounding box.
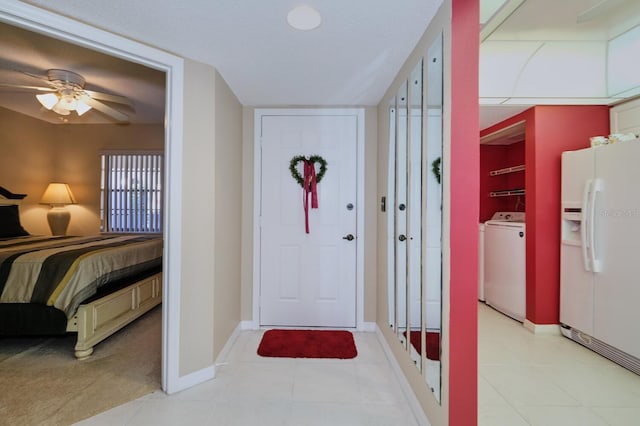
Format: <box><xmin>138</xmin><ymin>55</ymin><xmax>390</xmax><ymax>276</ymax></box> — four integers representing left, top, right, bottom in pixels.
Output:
<box><xmin>2</xmin><ymin>1</ymin><xmax>638</xmax><ymax>129</ymax></box>
<box><xmin>19</xmin><ymin>0</ymin><xmax>442</xmax><ymax>107</ymax></box>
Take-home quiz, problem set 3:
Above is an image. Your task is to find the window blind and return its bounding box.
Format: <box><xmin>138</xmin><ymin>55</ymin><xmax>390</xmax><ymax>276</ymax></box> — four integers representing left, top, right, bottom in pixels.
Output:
<box><xmin>100</xmin><ymin>153</ymin><xmax>163</xmax><ymax>233</ymax></box>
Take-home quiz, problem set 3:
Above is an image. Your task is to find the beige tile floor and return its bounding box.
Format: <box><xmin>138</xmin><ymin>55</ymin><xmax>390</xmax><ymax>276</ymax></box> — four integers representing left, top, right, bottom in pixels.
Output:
<box><xmin>77</xmin><ymin>303</ymin><xmax>640</xmax><ymax>425</ymax></box>
<box><xmin>479</xmin><ymin>302</ymin><xmax>640</xmax><ymax>426</ymax></box>
<box><xmin>75</xmin><ymin>331</ymin><xmax>420</xmax><ymax>426</ymax></box>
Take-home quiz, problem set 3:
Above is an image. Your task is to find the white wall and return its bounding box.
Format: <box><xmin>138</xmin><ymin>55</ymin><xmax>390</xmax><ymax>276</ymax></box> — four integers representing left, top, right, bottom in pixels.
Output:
<box><xmin>178</xmin><ymin>59</ymin><xmax>244</xmax><ymax>376</ymax></box>
<box><xmin>213</xmin><ymin>70</ymin><xmax>243</xmax><ymax>358</ymax></box>
<box><xmin>179</xmin><ymin>58</ymin><xmax>217</xmax><ymax>376</ymax></box>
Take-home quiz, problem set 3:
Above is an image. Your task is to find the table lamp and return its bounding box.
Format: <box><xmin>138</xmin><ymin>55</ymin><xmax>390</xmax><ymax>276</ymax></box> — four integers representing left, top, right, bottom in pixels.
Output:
<box><xmin>40</xmin><ymin>183</ymin><xmax>77</xmax><ymax>235</ymax></box>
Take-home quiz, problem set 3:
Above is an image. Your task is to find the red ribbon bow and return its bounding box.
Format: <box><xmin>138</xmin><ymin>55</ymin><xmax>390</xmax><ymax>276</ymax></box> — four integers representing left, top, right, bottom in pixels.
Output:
<box><xmin>303</xmin><ymin>159</ymin><xmax>319</xmax><ymax>234</ymax></box>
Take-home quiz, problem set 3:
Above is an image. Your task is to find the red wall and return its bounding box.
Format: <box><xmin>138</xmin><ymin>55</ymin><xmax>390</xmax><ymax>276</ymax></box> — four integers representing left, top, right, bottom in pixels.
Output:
<box><xmin>479</xmin><ymin>141</ymin><xmax>525</xmax><ymax>222</ymax></box>
<box><xmin>450</xmin><ymin>0</ymin><xmax>478</xmax><ymax>423</ymax></box>
<box><xmin>527</xmin><ymin>106</ymin><xmax>609</xmax><ymax>324</ymax></box>
<box><xmin>482</xmin><ymin>106</ymin><xmax>609</xmax><ymax>325</ymax></box>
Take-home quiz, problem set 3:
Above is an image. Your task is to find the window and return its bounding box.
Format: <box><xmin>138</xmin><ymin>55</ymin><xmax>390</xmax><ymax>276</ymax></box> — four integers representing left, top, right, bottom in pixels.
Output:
<box><xmin>100</xmin><ymin>152</ymin><xmax>163</xmax><ymax>233</ymax></box>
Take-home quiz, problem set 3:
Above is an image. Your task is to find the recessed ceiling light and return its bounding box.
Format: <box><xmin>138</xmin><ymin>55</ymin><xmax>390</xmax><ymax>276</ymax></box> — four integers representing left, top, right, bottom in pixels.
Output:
<box><xmin>287</xmin><ymin>5</ymin><xmax>322</xmax><ymax>31</ymax></box>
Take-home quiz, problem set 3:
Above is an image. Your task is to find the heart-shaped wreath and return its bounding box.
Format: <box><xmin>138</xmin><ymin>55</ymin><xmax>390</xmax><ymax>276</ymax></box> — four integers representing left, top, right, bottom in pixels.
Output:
<box><xmin>289</xmin><ymin>155</ymin><xmax>328</xmax><ymax>188</ymax></box>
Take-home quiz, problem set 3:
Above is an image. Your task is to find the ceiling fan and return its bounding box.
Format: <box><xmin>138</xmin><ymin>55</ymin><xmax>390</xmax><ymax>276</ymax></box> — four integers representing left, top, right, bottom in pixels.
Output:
<box><xmin>0</xmin><ymin>68</ymin><xmax>133</xmax><ymax>123</ymax></box>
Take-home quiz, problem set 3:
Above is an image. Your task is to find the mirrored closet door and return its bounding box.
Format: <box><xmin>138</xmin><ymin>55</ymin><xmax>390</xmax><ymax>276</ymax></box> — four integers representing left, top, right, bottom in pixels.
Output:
<box><xmin>423</xmin><ymin>32</ymin><xmax>443</xmax><ymax>401</ymax></box>
<box><xmin>408</xmin><ymin>59</ymin><xmax>424</xmax><ymax>372</ymax></box>
<box><xmin>386</xmin><ymin>32</ymin><xmax>444</xmax><ymax>403</ymax></box>
<box><xmin>395</xmin><ymin>80</ymin><xmax>409</xmax><ymax>351</ymax></box>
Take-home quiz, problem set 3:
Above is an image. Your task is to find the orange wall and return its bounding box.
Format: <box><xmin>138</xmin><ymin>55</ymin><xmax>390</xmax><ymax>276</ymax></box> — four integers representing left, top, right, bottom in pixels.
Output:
<box><xmin>0</xmin><ymin>107</ymin><xmax>164</xmax><ymax>235</ymax></box>
<box><xmin>0</xmin><ymin>107</ymin><xmax>56</xmax><ymax>235</ymax></box>
<box><xmin>481</xmin><ymin>105</ymin><xmax>610</xmax><ymax>325</ymax></box>
<box><xmin>450</xmin><ymin>0</ymin><xmax>479</xmax><ymax>423</ymax></box>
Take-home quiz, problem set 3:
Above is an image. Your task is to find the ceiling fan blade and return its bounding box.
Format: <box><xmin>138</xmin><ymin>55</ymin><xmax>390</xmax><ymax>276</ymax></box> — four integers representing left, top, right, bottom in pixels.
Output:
<box><xmin>0</xmin><ymin>83</ymin><xmax>55</xmax><ymax>92</ymax></box>
<box><xmin>17</xmin><ymin>70</ymin><xmax>60</xmax><ymax>88</ymax></box>
<box><xmin>18</xmin><ymin>70</ymin><xmax>49</xmax><ymax>81</ymax></box>
<box><xmin>84</xmin><ymin>90</ymin><xmax>134</xmax><ymax>108</ymax></box>
<box><xmin>81</xmin><ymin>96</ymin><xmax>129</xmax><ymax>123</ymax></box>
<box><xmin>577</xmin><ymin>0</ymin><xmax>627</xmax><ymax>23</ymax></box>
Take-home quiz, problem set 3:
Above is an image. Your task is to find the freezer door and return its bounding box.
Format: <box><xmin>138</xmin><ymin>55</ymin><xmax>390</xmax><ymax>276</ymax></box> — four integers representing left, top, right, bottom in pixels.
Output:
<box><xmin>592</xmin><ymin>141</ymin><xmax>640</xmax><ymax>358</ymax></box>
<box><xmin>560</xmin><ymin>147</ymin><xmax>595</xmax><ymax>333</ymax></box>
<box><xmin>561</xmin><ymin>148</ymin><xmax>594</xmax><ymax>209</ymax></box>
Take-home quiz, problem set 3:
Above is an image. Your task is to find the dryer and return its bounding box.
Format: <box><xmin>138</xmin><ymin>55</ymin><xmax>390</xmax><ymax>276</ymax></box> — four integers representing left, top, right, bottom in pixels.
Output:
<box><xmin>484</xmin><ymin>212</ymin><xmax>526</xmax><ymax>322</ymax></box>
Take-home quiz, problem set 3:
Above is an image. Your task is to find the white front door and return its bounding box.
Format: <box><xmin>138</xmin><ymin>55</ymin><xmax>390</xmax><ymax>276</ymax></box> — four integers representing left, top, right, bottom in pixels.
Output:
<box><xmin>259</xmin><ymin>113</ymin><xmax>358</xmax><ymax>327</ymax></box>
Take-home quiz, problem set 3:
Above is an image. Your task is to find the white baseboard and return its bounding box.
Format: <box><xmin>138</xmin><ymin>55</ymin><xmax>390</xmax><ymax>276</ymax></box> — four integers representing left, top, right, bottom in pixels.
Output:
<box><xmin>240</xmin><ymin>320</ymin><xmax>372</xmax><ymax>331</ymax></box>
<box><xmin>172</xmin><ymin>365</ymin><xmax>216</xmax><ymax>394</ymax></box>
<box><xmin>523</xmin><ymin>320</ymin><xmax>561</xmax><ymax>335</ymax></box>
<box><xmin>358</xmin><ymin>321</ymin><xmax>376</xmax><ymax>332</ymax></box>
<box><xmin>240</xmin><ymin>320</ymin><xmax>258</xmax><ymax>330</ymax></box>
<box><xmin>375</xmin><ymin>325</ymin><xmax>430</xmax><ymax>426</ymax></box>
<box><xmin>215</xmin><ymin>322</ymin><xmax>243</xmax><ymax>364</ymax></box>
<box><xmin>171</xmin><ymin>321</ymin><xmax>245</xmax><ymax>394</ymax></box>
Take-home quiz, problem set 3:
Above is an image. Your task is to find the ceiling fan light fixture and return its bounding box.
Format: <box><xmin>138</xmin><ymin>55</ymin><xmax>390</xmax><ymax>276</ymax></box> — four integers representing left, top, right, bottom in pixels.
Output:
<box><xmin>75</xmin><ymin>100</ymin><xmax>92</xmax><ymax>116</ymax></box>
<box><xmin>59</xmin><ymin>96</ymin><xmax>77</xmax><ymax>111</ymax></box>
<box><xmin>57</xmin><ymin>89</ymin><xmax>77</xmax><ymax>111</ymax></box>
<box><xmin>36</xmin><ymin>93</ymin><xmax>59</xmax><ymax>110</ymax></box>
<box><xmin>52</xmin><ymin>102</ymin><xmax>71</xmax><ymax>116</ymax></box>
<box><xmin>10</xmin><ymin>68</ymin><xmax>131</xmax><ymax>123</ymax></box>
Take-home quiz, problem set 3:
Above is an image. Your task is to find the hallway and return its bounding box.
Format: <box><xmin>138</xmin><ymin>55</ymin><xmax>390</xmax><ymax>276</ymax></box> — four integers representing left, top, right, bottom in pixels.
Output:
<box><xmin>77</xmin><ymin>302</ymin><xmax>640</xmax><ymax>425</ymax></box>
<box><xmin>76</xmin><ymin>330</ymin><xmax>420</xmax><ymax>425</ymax></box>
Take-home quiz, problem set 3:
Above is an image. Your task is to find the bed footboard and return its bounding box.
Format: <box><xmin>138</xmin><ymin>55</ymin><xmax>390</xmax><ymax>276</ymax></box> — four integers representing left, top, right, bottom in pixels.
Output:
<box><xmin>67</xmin><ymin>272</ymin><xmax>162</xmax><ymax>359</ymax></box>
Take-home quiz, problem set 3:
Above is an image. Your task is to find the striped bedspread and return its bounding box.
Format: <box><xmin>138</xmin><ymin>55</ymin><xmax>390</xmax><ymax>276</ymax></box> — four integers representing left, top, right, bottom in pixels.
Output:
<box><xmin>0</xmin><ymin>235</ymin><xmax>163</xmax><ymax>318</ymax></box>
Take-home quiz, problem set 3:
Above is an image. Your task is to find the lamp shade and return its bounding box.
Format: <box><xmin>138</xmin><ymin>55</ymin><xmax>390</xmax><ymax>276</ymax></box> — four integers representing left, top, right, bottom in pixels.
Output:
<box><xmin>39</xmin><ymin>183</ymin><xmax>77</xmax><ymax>205</ymax></box>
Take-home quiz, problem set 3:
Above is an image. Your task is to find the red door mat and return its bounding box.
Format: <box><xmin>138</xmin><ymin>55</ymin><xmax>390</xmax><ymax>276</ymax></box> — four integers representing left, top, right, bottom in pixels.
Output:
<box><xmin>257</xmin><ymin>329</ymin><xmax>358</xmax><ymax>359</ymax></box>
<box><xmin>404</xmin><ymin>331</ymin><xmax>441</xmax><ymax>361</ymax></box>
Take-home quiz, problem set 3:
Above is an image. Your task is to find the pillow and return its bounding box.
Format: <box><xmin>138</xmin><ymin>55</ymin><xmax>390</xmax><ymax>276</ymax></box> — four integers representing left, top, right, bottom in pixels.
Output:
<box><xmin>0</xmin><ymin>204</ymin><xmax>30</xmax><ymax>238</ymax></box>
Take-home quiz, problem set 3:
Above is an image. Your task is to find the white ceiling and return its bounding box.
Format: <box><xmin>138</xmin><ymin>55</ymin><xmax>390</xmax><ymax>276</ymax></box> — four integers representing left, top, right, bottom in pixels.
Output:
<box><xmin>17</xmin><ymin>0</ymin><xmax>442</xmax><ymax>107</ymax></box>
<box><xmin>1</xmin><ymin>0</ymin><xmax>639</xmax><ymax>129</ymax></box>
<box><xmin>479</xmin><ymin>0</ymin><xmax>640</xmax><ymax>130</ymax></box>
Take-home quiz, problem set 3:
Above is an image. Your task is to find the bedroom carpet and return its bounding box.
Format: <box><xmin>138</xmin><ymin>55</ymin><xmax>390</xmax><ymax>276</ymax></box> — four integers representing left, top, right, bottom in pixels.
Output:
<box><xmin>257</xmin><ymin>329</ymin><xmax>358</xmax><ymax>359</ymax></box>
<box><xmin>0</xmin><ymin>305</ymin><xmax>161</xmax><ymax>425</ymax></box>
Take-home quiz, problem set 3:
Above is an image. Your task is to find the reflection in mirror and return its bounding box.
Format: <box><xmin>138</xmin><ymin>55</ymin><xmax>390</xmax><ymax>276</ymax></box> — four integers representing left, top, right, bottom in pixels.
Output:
<box><xmin>408</xmin><ymin>59</ymin><xmax>424</xmax><ymax>372</ymax></box>
<box><xmin>395</xmin><ymin>80</ymin><xmax>408</xmax><ymax>350</ymax></box>
<box><xmin>423</xmin><ymin>32</ymin><xmax>443</xmax><ymax>402</ymax></box>
<box><xmin>385</xmin><ymin>34</ymin><xmax>443</xmax><ymax>403</ymax></box>
<box><xmin>387</xmin><ymin>96</ymin><xmax>397</xmax><ymax>333</ymax></box>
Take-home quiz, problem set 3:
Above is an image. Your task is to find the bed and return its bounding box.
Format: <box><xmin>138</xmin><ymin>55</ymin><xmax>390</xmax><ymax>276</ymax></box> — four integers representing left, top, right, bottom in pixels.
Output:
<box><xmin>0</xmin><ymin>187</ymin><xmax>163</xmax><ymax>359</ymax></box>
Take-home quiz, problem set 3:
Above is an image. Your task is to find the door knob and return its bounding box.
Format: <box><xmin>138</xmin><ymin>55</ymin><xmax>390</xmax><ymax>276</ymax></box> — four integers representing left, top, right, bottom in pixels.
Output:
<box><xmin>342</xmin><ymin>234</ymin><xmax>355</xmax><ymax>241</ymax></box>
<box><xmin>398</xmin><ymin>234</ymin><xmax>407</xmax><ymax>242</ymax></box>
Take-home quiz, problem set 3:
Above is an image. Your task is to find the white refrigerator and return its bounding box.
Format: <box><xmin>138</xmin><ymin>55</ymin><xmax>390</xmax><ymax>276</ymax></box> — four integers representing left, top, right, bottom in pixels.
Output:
<box><xmin>561</xmin><ymin>140</ymin><xmax>640</xmax><ymax>374</ymax></box>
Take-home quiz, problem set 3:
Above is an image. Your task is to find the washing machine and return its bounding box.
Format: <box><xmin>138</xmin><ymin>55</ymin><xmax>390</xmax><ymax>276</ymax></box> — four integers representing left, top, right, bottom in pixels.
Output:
<box><xmin>484</xmin><ymin>212</ymin><xmax>526</xmax><ymax>322</ymax></box>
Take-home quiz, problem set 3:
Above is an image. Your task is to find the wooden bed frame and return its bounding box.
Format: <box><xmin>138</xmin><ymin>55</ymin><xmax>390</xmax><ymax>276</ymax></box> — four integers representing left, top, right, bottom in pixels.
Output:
<box><xmin>67</xmin><ymin>272</ymin><xmax>162</xmax><ymax>359</ymax></box>
<box><xmin>1</xmin><ymin>187</ymin><xmax>163</xmax><ymax>359</ymax></box>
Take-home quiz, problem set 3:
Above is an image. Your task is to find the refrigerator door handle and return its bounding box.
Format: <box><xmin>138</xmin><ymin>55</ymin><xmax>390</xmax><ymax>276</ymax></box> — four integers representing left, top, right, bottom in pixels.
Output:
<box><xmin>590</xmin><ymin>179</ymin><xmax>602</xmax><ymax>273</ymax></box>
<box><xmin>581</xmin><ymin>179</ymin><xmax>593</xmax><ymax>272</ymax></box>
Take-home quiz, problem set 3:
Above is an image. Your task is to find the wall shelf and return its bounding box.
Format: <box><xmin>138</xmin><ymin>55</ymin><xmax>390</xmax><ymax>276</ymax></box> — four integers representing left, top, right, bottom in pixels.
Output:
<box><xmin>490</xmin><ymin>189</ymin><xmax>525</xmax><ymax>197</ymax></box>
<box><xmin>489</xmin><ymin>164</ymin><xmax>525</xmax><ymax>176</ymax></box>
